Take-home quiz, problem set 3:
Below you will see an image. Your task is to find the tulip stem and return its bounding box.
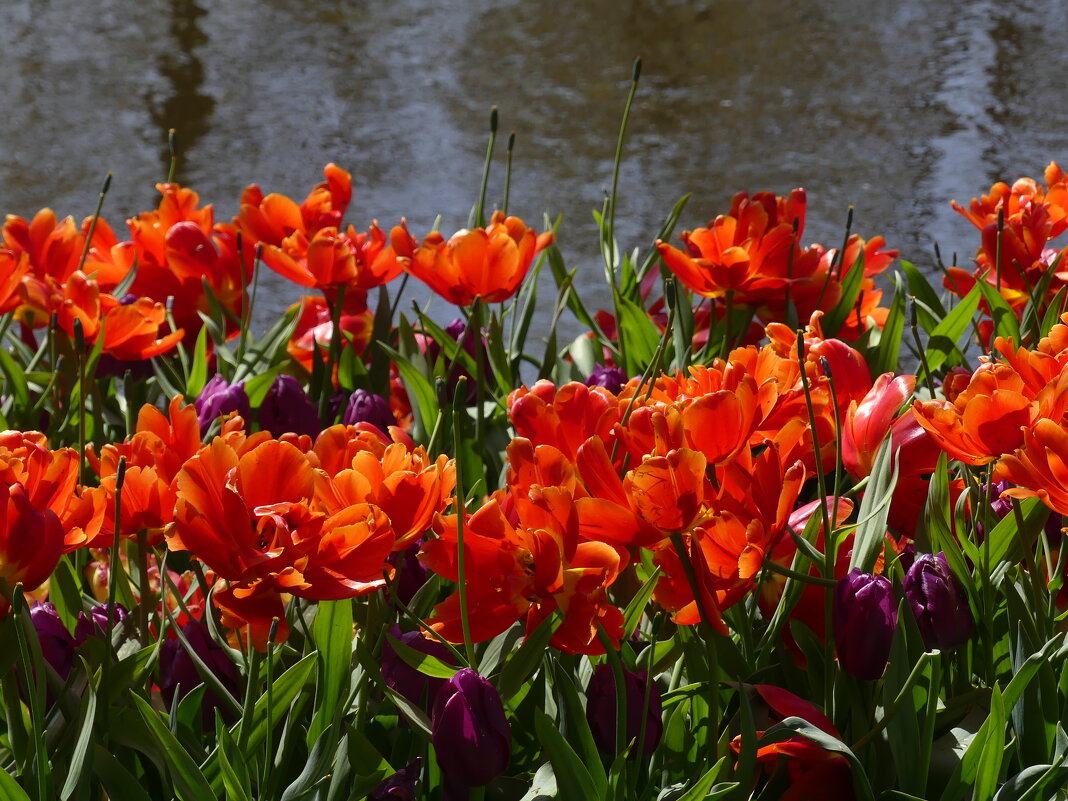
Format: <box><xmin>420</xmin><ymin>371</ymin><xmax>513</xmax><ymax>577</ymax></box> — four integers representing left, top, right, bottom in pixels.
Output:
<box><xmin>167</xmin><ymin>129</ymin><xmax>178</xmax><ymax>183</ymax></box>
<box><xmin>761</xmin><ymin>559</ymin><xmax>838</xmax><ymax>588</ymax></box>
<box><xmin>503</xmin><ymin>132</ymin><xmax>516</xmax><ymax>216</ymax></box>
<box><xmin>318</xmin><ymin>284</ymin><xmax>347</xmax><ymax>425</ymax></box>
<box><xmin>606</xmin><ymin>58</ymin><xmax>641</xmax><ymax>280</ymax></box>
<box><xmin>103</xmin><ymin>457</ymin><xmax>127</xmax><ymax>698</ymax></box>
<box><xmin>595</xmin><ymin>625</ymin><xmax>629</xmax><ymax>759</ymax></box>
<box><xmin>76</xmin><ymin>171</ymin><xmax>112</xmax><ymax>276</ymax></box>
<box><xmin>475</xmin><ymin>107</ymin><xmax>498</xmax><ymax>229</ymax></box>
<box><xmin>797</xmin><ymin>332</ymin><xmax>836</xmax><ymax>715</ymax></box>
<box><xmin>452</xmin><ymin>383</ymin><xmax>477</xmax><ymax>669</ymax></box>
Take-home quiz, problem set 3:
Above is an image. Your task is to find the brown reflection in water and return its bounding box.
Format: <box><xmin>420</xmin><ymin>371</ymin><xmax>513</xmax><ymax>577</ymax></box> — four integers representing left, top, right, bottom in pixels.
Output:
<box><xmin>149</xmin><ymin>0</ymin><xmax>215</xmax><ymax>177</ymax></box>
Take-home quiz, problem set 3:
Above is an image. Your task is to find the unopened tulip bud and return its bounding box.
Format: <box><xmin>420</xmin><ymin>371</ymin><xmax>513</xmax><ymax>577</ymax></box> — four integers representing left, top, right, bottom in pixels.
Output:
<box><xmin>259</xmin><ymin>375</ymin><xmax>320</xmax><ymax>438</ymax></box>
<box><xmin>431</xmin><ymin>668</ymin><xmax>510</xmax><ymax>787</ymax></box>
<box><xmin>159</xmin><ymin>620</ymin><xmax>240</xmax><ymax>726</ymax></box>
<box><xmin>195</xmin><ymin>374</ymin><xmax>250</xmax><ymax>434</ymax></box>
<box><xmin>832</xmin><ymin>570</ymin><xmax>896</xmax><ymax>679</ymax></box>
<box><xmin>343</xmin><ymin>389</ymin><xmax>395</xmax><ymax>433</ymax></box>
<box><xmin>903</xmin><ymin>553</ymin><xmax>972</xmax><ymax>651</ymax></box>
<box><xmin>74</xmin><ymin>602</ymin><xmax>129</xmax><ymax>646</ymax></box>
<box><xmin>381</xmin><ymin>626</ymin><xmax>453</xmax><ymax>707</ymax></box>
<box><xmin>368</xmin><ymin>757</ymin><xmax>422</xmax><ymax>800</ymax></box>
<box><xmin>585</xmin><ymin>663</ymin><xmax>663</xmax><ymax>758</ymax></box>
<box><xmin>585</xmin><ymin>365</ymin><xmax>628</xmax><ymax>395</ymax></box>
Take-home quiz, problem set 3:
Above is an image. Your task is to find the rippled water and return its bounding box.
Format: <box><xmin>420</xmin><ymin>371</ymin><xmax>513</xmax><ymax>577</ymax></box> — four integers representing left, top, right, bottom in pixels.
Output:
<box><xmin>2</xmin><ymin>0</ymin><xmax>1067</xmax><ymax>334</ymax></box>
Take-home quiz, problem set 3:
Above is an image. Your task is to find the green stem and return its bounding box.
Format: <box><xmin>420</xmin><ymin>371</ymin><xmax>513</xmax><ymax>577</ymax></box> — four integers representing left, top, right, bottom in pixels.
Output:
<box><xmin>605</xmin><ymin>58</ymin><xmax>642</xmax><ymax>279</ymax></box>
<box><xmin>452</xmin><ymin>381</ymin><xmax>476</xmax><ymax>669</ymax></box>
<box><xmin>475</xmin><ymin>108</ymin><xmax>498</xmax><ymax>228</ymax></box>
<box><xmin>503</xmin><ymin>132</ymin><xmax>516</xmax><ymax>216</ymax></box>
<box><xmin>76</xmin><ymin>172</ymin><xmax>112</xmax><ymax>275</ymax></box>
<box><xmin>317</xmin><ymin>284</ymin><xmax>347</xmax><ymax>425</ymax></box>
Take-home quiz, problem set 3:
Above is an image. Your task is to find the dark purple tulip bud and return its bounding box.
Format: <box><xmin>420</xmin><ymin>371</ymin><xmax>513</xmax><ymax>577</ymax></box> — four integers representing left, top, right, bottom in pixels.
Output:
<box><xmin>425</xmin><ymin>318</ymin><xmax>486</xmax><ymax>403</ymax></box>
<box><xmin>343</xmin><ymin>389</ymin><xmax>395</xmax><ymax>433</ymax></box>
<box><xmin>381</xmin><ymin>626</ymin><xmax>454</xmax><ymax>707</ymax></box>
<box><xmin>259</xmin><ymin>375</ymin><xmax>320</xmax><ymax>438</ymax></box>
<box><xmin>159</xmin><ymin>620</ymin><xmax>240</xmax><ymax>726</ymax></box>
<box><xmin>832</xmin><ymin>570</ymin><xmax>896</xmax><ymax>679</ymax></box>
<box><xmin>31</xmin><ymin>603</ymin><xmax>75</xmax><ymax>682</ymax></box>
<box><xmin>368</xmin><ymin>757</ymin><xmax>422</xmax><ymax>801</ymax></box>
<box><xmin>585</xmin><ymin>663</ymin><xmax>663</xmax><ymax>758</ymax></box>
<box><xmin>194</xmin><ymin>374</ymin><xmax>250</xmax><ymax>435</ymax></box>
<box><xmin>431</xmin><ymin>668</ymin><xmax>510</xmax><ymax>787</ymax></box>
<box><xmin>585</xmin><ymin>365</ymin><xmax>628</xmax><ymax>395</ymax></box>
<box><xmin>903</xmin><ymin>553</ymin><xmax>972</xmax><ymax>651</ymax></box>
<box><xmin>387</xmin><ymin>543</ymin><xmax>431</xmax><ymax>608</ymax></box>
<box><xmin>74</xmin><ymin>603</ymin><xmax>129</xmax><ymax>647</ymax></box>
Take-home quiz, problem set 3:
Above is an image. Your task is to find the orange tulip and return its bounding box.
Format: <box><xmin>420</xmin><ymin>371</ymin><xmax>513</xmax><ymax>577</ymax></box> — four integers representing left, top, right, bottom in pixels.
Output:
<box><xmin>420</xmin><ymin>488</ymin><xmax>625</xmax><ymax>654</ymax></box>
<box><xmin>995</xmin><ymin>418</ymin><xmax>1068</xmax><ymax>517</ymax></box>
<box><xmin>0</xmin><ymin>482</ymin><xmax>65</xmax><ymax>616</ymax></box>
<box><xmin>238</xmin><ymin>163</ymin><xmax>352</xmax><ymax>247</ymax></box>
<box><xmin>407</xmin><ymin>211</ymin><xmax>553</xmax><ymax>305</ymax></box>
<box><xmin>912</xmin><ymin>361</ymin><xmax>1068</xmax><ymax>465</ymax></box>
<box><xmin>509</xmin><ymin>380</ymin><xmax>620</xmax><ymax>461</ymax></box>
<box><xmin>169</xmin><ymin>438</ymin><xmax>396</xmax><ymax>600</ymax></box>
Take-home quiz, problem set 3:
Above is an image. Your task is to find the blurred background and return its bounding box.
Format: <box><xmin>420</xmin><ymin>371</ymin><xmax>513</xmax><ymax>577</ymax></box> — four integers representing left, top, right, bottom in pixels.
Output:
<box><xmin>2</xmin><ymin>0</ymin><xmax>1066</xmax><ymax>333</ymax></box>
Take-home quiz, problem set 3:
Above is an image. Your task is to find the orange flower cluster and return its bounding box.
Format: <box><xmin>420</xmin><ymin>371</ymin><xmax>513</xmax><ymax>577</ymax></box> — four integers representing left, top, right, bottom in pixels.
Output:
<box><xmin>164</xmin><ymin>419</ymin><xmax>455</xmax><ymax>647</ymax></box>
<box><xmin>416</xmin><ymin>316</ymin><xmax>889</xmax><ymax>652</ymax></box>
<box><xmin>948</xmin><ymin>162</ymin><xmax>1068</xmax><ymax>312</ymax></box>
<box><xmin>656</xmin><ymin>190</ymin><xmax>897</xmax><ymax>341</ymax></box>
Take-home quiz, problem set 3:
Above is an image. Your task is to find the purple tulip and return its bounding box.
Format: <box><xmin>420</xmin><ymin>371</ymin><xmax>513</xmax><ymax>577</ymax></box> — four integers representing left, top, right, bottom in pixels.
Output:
<box><xmin>343</xmin><ymin>389</ymin><xmax>395</xmax><ymax>433</ymax></box>
<box><xmin>368</xmin><ymin>757</ymin><xmax>422</xmax><ymax>801</ymax></box>
<box><xmin>259</xmin><ymin>375</ymin><xmax>321</xmax><ymax>438</ymax></box>
<box><xmin>386</xmin><ymin>543</ymin><xmax>431</xmax><ymax>608</ymax></box>
<box><xmin>832</xmin><ymin>570</ymin><xmax>897</xmax><ymax>679</ymax></box>
<box><xmin>585</xmin><ymin>365</ymin><xmax>628</xmax><ymax>395</ymax></box>
<box><xmin>159</xmin><ymin>620</ymin><xmax>240</xmax><ymax>726</ymax></box>
<box><xmin>30</xmin><ymin>602</ymin><xmax>75</xmax><ymax>682</ymax></box>
<box><xmin>903</xmin><ymin>553</ymin><xmax>972</xmax><ymax>651</ymax></box>
<box><xmin>381</xmin><ymin>626</ymin><xmax>454</xmax><ymax>707</ymax></box>
<box><xmin>431</xmin><ymin>668</ymin><xmax>510</xmax><ymax>787</ymax></box>
<box><xmin>585</xmin><ymin>663</ymin><xmax>663</xmax><ymax>758</ymax></box>
<box><xmin>194</xmin><ymin>374</ymin><xmax>250</xmax><ymax>434</ymax></box>
<box><xmin>426</xmin><ymin>318</ymin><xmax>486</xmax><ymax>403</ymax></box>
<box><xmin>74</xmin><ymin>603</ymin><xmax>129</xmax><ymax>647</ymax></box>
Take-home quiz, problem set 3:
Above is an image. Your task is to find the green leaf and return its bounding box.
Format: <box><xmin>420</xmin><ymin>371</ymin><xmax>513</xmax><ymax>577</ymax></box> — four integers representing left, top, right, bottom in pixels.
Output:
<box><xmin>92</xmin><ymin>745</ymin><xmax>154</xmax><ymax>801</ymax></box>
<box><xmin>379</xmin><ymin>342</ymin><xmax>437</xmax><ymax>440</ymax></box>
<box><xmin>673</xmin><ymin>757</ymin><xmax>728</xmax><ymax>801</ymax></box>
<box><xmin>280</xmin><ymin>730</ymin><xmax>333</xmax><ymax>801</ymax></box>
<box><xmin>186</xmin><ymin>325</ymin><xmax>210</xmax><ymax>398</ymax></box>
<box><xmin>637</xmin><ymin>193</ymin><xmax>691</xmax><ymax>283</ymax></box>
<box><xmin>384</xmin><ymin>633</ymin><xmax>459</xmax><ymax>680</ymax></box>
<box><xmin>59</xmin><ymin>660</ymin><xmax>98</xmax><ymax>801</ymax></box>
<box><xmin>621</xmin><ymin>567</ymin><xmax>660</xmax><ymax>640</ymax></box>
<box><xmin>872</xmin><ymin>278</ymin><xmax>906</xmax><ymax>376</ymax></box>
<box><xmin>850</xmin><ymin>438</ymin><xmax>899</xmax><ymax>573</ymax></box>
<box><xmin>0</xmin><ymin>769</ymin><xmax>31</xmax><ymax>801</ymax></box>
<box><xmin>975</xmin><ymin>277</ymin><xmax>1022</xmax><ymax>345</ymax></box>
<box><xmin>901</xmin><ymin>260</ymin><xmax>946</xmax><ymax>323</ymax></box>
<box><xmin>499</xmin><ymin>612</ymin><xmax>559</xmax><ymax>701</ymax></box>
<box><xmin>131</xmin><ymin>693</ymin><xmax>218</xmax><ymax>801</ymax></box>
<box><xmin>614</xmin><ymin>291</ymin><xmax>660</xmax><ymax>377</ymax></box>
<box><xmin>534</xmin><ymin>708</ymin><xmax>600</xmax><ymax>799</ymax></box>
<box><xmin>214</xmin><ymin>724</ymin><xmax>252</xmax><ymax>801</ymax></box>
<box><xmin>308</xmin><ymin>599</ymin><xmax>354</xmax><ymax>745</ymax></box>
<box><xmin>924</xmin><ymin>284</ymin><xmax>981</xmax><ymax>373</ymax></box>
<box><xmin>823</xmin><ymin>251</ymin><xmax>866</xmax><ymax>337</ymax></box>
<box><xmin>203</xmin><ymin>653</ymin><xmax>317</xmax><ymax>793</ymax></box>
<box><xmin>0</xmin><ymin>346</ymin><xmax>29</xmax><ymax>412</ymax></box>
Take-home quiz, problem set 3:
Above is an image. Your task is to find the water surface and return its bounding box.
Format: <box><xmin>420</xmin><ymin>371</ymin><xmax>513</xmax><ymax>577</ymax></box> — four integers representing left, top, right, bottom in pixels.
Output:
<box><xmin>2</xmin><ymin>0</ymin><xmax>1066</xmax><ymax>334</ymax></box>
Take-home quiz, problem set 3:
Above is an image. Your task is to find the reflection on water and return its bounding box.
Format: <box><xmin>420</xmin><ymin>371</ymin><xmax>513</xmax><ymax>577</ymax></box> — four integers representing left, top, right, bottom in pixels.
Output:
<box><xmin>2</xmin><ymin>0</ymin><xmax>1067</xmax><ymax>333</ymax></box>
<box><xmin>149</xmin><ymin>0</ymin><xmax>214</xmax><ymax>174</ymax></box>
